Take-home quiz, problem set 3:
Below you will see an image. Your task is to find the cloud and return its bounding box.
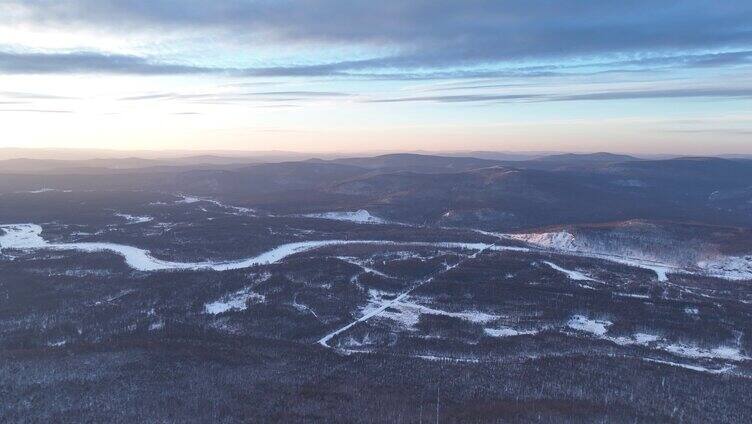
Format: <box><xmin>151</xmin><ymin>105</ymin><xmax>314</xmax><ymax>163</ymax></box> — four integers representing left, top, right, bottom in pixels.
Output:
<box><xmin>0</xmin><ymin>90</ymin><xmax>77</xmax><ymax>99</ymax></box>
<box><xmin>118</xmin><ymin>92</ymin><xmax>212</xmax><ymax>101</ymax></box>
<box><xmin>116</xmin><ymin>89</ymin><xmax>351</xmax><ymax>106</ymax></box>
<box><xmin>664</xmin><ymin>128</ymin><xmax>752</xmax><ymax>135</ymax></box>
<box><xmin>246</xmin><ymin>91</ymin><xmax>351</xmax><ymax>97</ymax></box>
<box><xmin>366</xmin><ymin>94</ymin><xmax>544</xmax><ymax>103</ymax></box>
<box><xmin>3</xmin><ymin>1</ymin><xmax>752</xmax><ymax>78</ymax></box>
<box><xmin>0</xmin><ymin>108</ymin><xmax>72</xmax><ymax>113</ymax></box>
<box><xmin>553</xmin><ymin>87</ymin><xmax>752</xmax><ymax>102</ymax></box>
<box><xmin>0</xmin><ymin>51</ymin><xmax>216</xmax><ymax>75</ymax></box>
<box><xmin>3</xmin><ymin>48</ymin><xmax>751</xmax><ymax>81</ymax></box>
<box><xmin>365</xmin><ymin>87</ymin><xmax>752</xmax><ymax>104</ymax></box>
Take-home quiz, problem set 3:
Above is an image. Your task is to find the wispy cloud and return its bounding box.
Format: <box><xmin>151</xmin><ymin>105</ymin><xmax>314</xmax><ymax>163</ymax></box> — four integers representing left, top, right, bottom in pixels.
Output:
<box><xmin>0</xmin><ymin>51</ymin><xmax>217</xmax><ymax>75</ymax></box>
<box><xmin>552</xmin><ymin>87</ymin><xmax>752</xmax><ymax>102</ymax></box>
<box><xmin>663</xmin><ymin>128</ymin><xmax>752</xmax><ymax>135</ymax></box>
<box><xmin>118</xmin><ymin>90</ymin><xmax>352</xmax><ymax>104</ymax></box>
<box><xmin>0</xmin><ymin>90</ymin><xmax>77</xmax><ymax>99</ymax></box>
<box><xmin>366</xmin><ymin>94</ymin><xmax>544</xmax><ymax>103</ymax></box>
<box><xmin>2</xmin><ymin>1</ymin><xmax>752</xmax><ymax>79</ymax></box>
<box><xmin>7</xmin><ymin>1</ymin><xmax>752</xmax><ymax>60</ymax></box>
<box><xmin>365</xmin><ymin>86</ymin><xmax>752</xmax><ymax>104</ymax></box>
<box><xmin>0</xmin><ymin>108</ymin><xmax>72</xmax><ymax>113</ymax></box>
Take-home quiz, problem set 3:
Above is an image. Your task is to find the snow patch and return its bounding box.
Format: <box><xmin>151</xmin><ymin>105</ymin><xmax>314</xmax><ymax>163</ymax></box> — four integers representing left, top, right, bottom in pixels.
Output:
<box><xmin>204</xmin><ymin>288</ymin><xmax>266</xmax><ymax>315</ymax></box>
<box><xmin>543</xmin><ymin>261</ymin><xmax>596</xmax><ymax>281</ymax></box>
<box><xmin>19</xmin><ymin>188</ymin><xmax>73</xmax><ymax>194</ymax></box>
<box><xmin>614</xmin><ymin>292</ymin><xmax>651</xmax><ymax>299</ymax></box>
<box><xmin>176</xmin><ymin>195</ymin><xmax>255</xmax><ymax>215</ymax></box>
<box><xmin>641</xmin><ymin>358</ymin><xmax>734</xmax><ymax>375</ymax></box>
<box><xmin>176</xmin><ymin>195</ymin><xmax>201</xmax><ymax>204</ymax></box>
<box><xmin>612</xmin><ymin>333</ymin><xmax>661</xmax><ymax>346</ymax></box>
<box><xmin>566</xmin><ymin>314</ymin><xmax>749</xmax><ymax>363</ymax></box>
<box><xmin>513</xmin><ymin>231</ymin><xmax>752</xmax><ymax>281</ymax></box>
<box><xmin>698</xmin><ymin>255</ymin><xmax>752</xmax><ymax>281</ymax></box>
<box><xmin>510</xmin><ymin>231</ymin><xmax>678</xmax><ymax>281</ymax></box>
<box><xmin>115</xmin><ymin>213</ymin><xmax>153</xmax><ymax>224</ymax></box>
<box><xmin>413</xmin><ymin>354</ymin><xmax>480</xmax><ymax>363</ymax></box>
<box><xmin>364</xmin><ymin>290</ymin><xmax>500</xmax><ymax>329</ymax></box>
<box><xmin>337</xmin><ymin>256</ymin><xmax>391</xmax><ymax>278</ymax></box>
<box><xmin>509</xmin><ymin>231</ymin><xmax>580</xmax><ymax>251</ymax></box>
<box><xmin>318</xmin><ymin>245</ymin><xmax>494</xmax><ymax>348</ymax></box>
<box><xmin>149</xmin><ymin>320</ymin><xmax>164</xmax><ymax>331</ymax></box>
<box><xmin>303</xmin><ymin>210</ymin><xmax>387</xmax><ymax>224</ymax></box>
<box><xmin>484</xmin><ymin>327</ymin><xmax>538</xmax><ymax>338</ymax></box>
<box><xmin>662</xmin><ymin>343</ymin><xmax>748</xmax><ymax>361</ymax></box>
<box><xmin>567</xmin><ymin>315</ymin><xmax>612</xmax><ymax>336</ymax></box>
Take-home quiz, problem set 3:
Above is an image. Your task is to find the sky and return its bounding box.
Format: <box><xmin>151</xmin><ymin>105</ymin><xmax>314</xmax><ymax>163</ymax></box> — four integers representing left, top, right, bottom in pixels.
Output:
<box><xmin>1</xmin><ymin>0</ymin><xmax>751</xmax><ymax>155</ymax></box>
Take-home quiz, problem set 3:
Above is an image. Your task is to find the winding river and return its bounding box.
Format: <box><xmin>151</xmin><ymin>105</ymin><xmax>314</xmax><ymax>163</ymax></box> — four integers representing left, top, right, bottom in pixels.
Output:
<box><xmin>0</xmin><ymin>224</ymin><xmax>525</xmax><ymax>272</ymax></box>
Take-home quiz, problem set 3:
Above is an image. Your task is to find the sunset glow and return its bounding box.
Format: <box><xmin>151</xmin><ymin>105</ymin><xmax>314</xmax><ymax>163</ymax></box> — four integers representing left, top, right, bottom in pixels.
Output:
<box><xmin>1</xmin><ymin>1</ymin><xmax>751</xmax><ymax>154</ymax></box>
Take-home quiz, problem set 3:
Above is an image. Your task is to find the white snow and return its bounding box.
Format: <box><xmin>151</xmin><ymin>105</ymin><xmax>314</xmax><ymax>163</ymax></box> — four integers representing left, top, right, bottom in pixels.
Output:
<box><xmin>614</xmin><ymin>292</ymin><xmax>651</xmax><ymax>299</ymax></box>
<box><xmin>511</xmin><ymin>230</ymin><xmax>752</xmax><ymax>281</ymax></box>
<box><xmin>509</xmin><ymin>231</ymin><xmax>580</xmax><ymax>251</ymax></box>
<box><xmin>18</xmin><ymin>188</ymin><xmax>73</xmax><ymax>194</ymax></box>
<box><xmin>175</xmin><ymin>194</ymin><xmax>255</xmax><ymax>215</ymax></box>
<box><xmin>149</xmin><ymin>320</ymin><xmax>164</xmax><ymax>331</ymax></box>
<box><xmin>612</xmin><ymin>333</ymin><xmax>661</xmax><ymax>346</ymax></box>
<box><xmin>336</xmin><ymin>256</ymin><xmax>391</xmax><ymax>278</ymax></box>
<box><xmin>318</xmin><ymin>245</ymin><xmax>493</xmax><ymax>347</ymax></box>
<box><xmin>641</xmin><ymin>358</ymin><xmax>735</xmax><ymax>375</ymax></box>
<box><xmin>588</xmin><ymin>255</ymin><xmax>673</xmax><ymax>282</ymax></box>
<box><xmin>542</xmin><ymin>261</ymin><xmax>596</xmax><ymax>281</ymax></box>
<box><xmin>0</xmin><ymin>224</ymin><xmax>518</xmax><ymax>273</ymax></box>
<box><xmin>341</xmin><ymin>334</ymin><xmax>377</xmax><ymax>348</ymax></box>
<box><xmin>633</xmin><ymin>333</ymin><xmax>661</xmax><ymax>344</ymax></box>
<box><xmin>565</xmin><ymin>313</ymin><xmax>749</xmax><ymax>363</ymax></box>
<box><xmin>292</xmin><ymin>294</ymin><xmax>320</xmax><ymax>320</ymax></box>
<box><xmin>93</xmin><ymin>289</ymin><xmax>134</xmax><ymax>306</ymax></box>
<box><xmin>698</xmin><ymin>255</ymin><xmax>752</xmax><ymax>281</ymax></box>
<box><xmin>115</xmin><ymin>213</ymin><xmax>153</xmax><ymax>224</ymax></box>
<box><xmin>413</xmin><ymin>354</ymin><xmax>480</xmax><ymax>363</ymax></box>
<box><xmin>204</xmin><ymin>288</ymin><xmax>265</xmax><ymax>315</ymax></box>
<box><xmin>506</xmin><ymin>231</ymin><xmax>686</xmax><ymax>282</ymax></box>
<box><xmin>176</xmin><ymin>195</ymin><xmax>201</xmax><ymax>204</ymax></box>
<box><xmin>362</xmin><ymin>290</ymin><xmax>501</xmax><ymax>328</ymax></box>
<box><xmin>567</xmin><ymin>315</ymin><xmax>612</xmax><ymax>336</ymax></box>
<box><xmin>303</xmin><ymin>210</ymin><xmax>387</xmax><ymax>224</ymax></box>
<box><xmin>484</xmin><ymin>327</ymin><xmax>538</xmax><ymax>338</ymax></box>
<box><xmin>661</xmin><ymin>343</ymin><xmax>748</xmax><ymax>361</ymax></box>
<box><xmin>0</xmin><ymin>224</ymin><xmax>48</xmax><ymax>250</ymax></box>
<box><xmin>508</xmin><ymin>231</ymin><xmax>680</xmax><ymax>281</ymax></box>
<box><xmin>204</xmin><ymin>273</ymin><xmax>270</xmax><ymax>315</ymax></box>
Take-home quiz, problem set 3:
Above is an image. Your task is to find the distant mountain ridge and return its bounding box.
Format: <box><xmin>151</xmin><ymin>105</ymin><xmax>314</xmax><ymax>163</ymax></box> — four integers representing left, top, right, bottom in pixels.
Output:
<box><xmin>536</xmin><ymin>152</ymin><xmax>640</xmax><ymax>163</ymax></box>
<box><xmin>2</xmin><ymin>152</ymin><xmax>751</xmax><ymax>231</ymax></box>
<box><xmin>329</xmin><ymin>153</ymin><xmax>503</xmax><ymax>173</ymax></box>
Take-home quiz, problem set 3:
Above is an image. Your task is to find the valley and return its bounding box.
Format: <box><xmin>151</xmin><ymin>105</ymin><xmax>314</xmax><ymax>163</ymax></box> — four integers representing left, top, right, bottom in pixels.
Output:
<box><xmin>2</xmin><ymin>162</ymin><xmax>751</xmax><ymax>421</ymax></box>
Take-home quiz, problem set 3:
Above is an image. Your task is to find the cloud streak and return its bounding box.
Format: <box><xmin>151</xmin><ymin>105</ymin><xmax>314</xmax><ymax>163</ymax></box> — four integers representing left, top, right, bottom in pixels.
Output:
<box><xmin>8</xmin><ymin>1</ymin><xmax>752</xmax><ymax>56</ymax></box>
<box><xmin>0</xmin><ymin>108</ymin><xmax>72</xmax><ymax>113</ymax></box>
<box><xmin>4</xmin><ymin>49</ymin><xmax>751</xmax><ymax>81</ymax></box>
<box><xmin>0</xmin><ymin>51</ymin><xmax>216</xmax><ymax>75</ymax></box>
<box><xmin>116</xmin><ymin>90</ymin><xmax>352</xmax><ymax>106</ymax></box>
<box><xmin>2</xmin><ymin>1</ymin><xmax>752</xmax><ymax>79</ymax></box>
<box><xmin>365</xmin><ymin>87</ymin><xmax>752</xmax><ymax>104</ymax></box>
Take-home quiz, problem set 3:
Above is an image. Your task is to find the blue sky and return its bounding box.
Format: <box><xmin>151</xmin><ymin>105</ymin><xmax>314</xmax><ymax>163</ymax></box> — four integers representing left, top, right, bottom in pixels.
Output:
<box><xmin>1</xmin><ymin>0</ymin><xmax>751</xmax><ymax>154</ymax></box>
